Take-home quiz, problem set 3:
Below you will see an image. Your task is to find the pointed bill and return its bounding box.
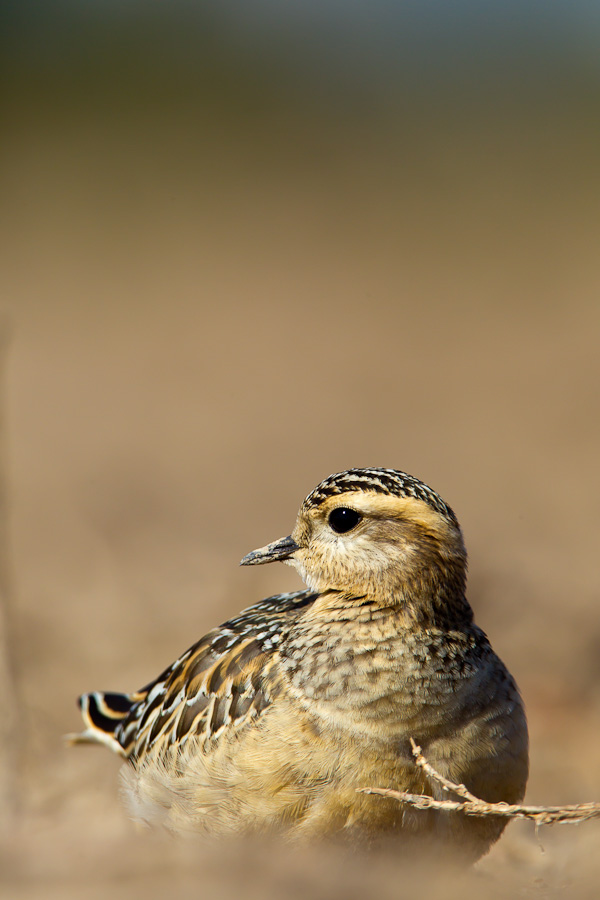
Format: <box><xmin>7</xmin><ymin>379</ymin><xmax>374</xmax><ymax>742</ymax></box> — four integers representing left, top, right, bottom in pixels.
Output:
<box><xmin>240</xmin><ymin>535</ymin><xmax>299</xmax><ymax>566</ymax></box>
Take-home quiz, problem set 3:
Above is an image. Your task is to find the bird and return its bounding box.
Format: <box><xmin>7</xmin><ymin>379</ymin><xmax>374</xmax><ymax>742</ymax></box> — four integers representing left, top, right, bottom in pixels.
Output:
<box><xmin>71</xmin><ymin>467</ymin><xmax>528</xmax><ymax>860</ymax></box>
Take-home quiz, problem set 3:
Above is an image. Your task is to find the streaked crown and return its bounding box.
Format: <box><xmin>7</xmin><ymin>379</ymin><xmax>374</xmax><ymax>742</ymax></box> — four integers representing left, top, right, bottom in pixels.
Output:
<box><xmin>302</xmin><ymin>467</ymin><xmax>457</xmax><ymax>525</ymax></box>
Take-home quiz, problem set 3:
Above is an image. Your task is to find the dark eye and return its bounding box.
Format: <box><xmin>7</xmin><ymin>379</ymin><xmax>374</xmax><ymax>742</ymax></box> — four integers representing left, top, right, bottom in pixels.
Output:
<box><xmin>328</xmin><ymin>507</ymin><xmax>362</xmax><ymax>534</ymax></box>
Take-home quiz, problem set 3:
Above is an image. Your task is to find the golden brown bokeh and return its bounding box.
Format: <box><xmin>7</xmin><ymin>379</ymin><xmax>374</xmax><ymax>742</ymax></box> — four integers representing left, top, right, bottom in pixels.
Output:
<box><xmin>2</xmin><ymin>5</ymin><xmax>600</xmax><ymax>897</ymax></box>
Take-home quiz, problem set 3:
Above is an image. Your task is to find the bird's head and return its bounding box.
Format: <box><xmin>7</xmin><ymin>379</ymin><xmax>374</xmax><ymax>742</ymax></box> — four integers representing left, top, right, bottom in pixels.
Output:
<box><xmin>241</xmin><ymin>468</ymin><xmax>468</xmax><ymax>620</ymax></box>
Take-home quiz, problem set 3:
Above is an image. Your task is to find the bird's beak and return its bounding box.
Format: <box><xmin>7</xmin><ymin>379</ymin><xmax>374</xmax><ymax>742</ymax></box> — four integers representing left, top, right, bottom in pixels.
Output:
<box><xmin>240</xmin><ymin>535</ymin><xmax>300</xmax><ymax>567</ymax></box>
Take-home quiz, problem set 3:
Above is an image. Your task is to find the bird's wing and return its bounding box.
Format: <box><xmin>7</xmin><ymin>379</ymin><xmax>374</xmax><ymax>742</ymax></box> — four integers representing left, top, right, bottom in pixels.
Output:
<box><xmin>78</xmin><ymin>590</ymin><xmax>317</xmax><ymax>759</ymax></box>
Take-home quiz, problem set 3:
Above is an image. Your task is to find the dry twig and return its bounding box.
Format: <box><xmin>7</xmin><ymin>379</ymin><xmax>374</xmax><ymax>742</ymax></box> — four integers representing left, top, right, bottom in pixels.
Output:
<box><xmin>360</xmin><ymin>738</ymin><xmax>600</xmax><ymax>827</ymax></box>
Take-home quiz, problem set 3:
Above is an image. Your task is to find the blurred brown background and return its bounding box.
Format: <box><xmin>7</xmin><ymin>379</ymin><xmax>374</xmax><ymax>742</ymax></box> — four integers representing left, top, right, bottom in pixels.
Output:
<box><xmin>1</xmin><ymin>2</ymin><xmax>600</xmax><ymax>897</ymax></box>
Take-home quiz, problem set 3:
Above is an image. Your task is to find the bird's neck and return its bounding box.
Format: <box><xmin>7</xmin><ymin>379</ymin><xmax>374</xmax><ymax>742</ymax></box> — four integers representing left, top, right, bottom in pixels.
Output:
<box><xmin>394</xmin><ymin>555</ymin><xmax>472</xmax><ymax>629</ymax></box>
<box><xmin>310</xmin><ymin>556</ymin><xmax>472</xmax><ymax>631</ymax></box>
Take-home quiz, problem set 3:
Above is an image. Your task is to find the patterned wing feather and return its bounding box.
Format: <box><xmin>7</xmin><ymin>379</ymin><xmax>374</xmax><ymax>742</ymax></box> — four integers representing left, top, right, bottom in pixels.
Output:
<box><xmin>113</xmin><ymin>590</ymin><xmax>317</xmax><ymax>758</ymax></box>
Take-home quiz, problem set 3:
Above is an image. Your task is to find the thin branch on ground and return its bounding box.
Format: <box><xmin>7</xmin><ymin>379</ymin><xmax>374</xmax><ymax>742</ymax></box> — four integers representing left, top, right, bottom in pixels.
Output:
<box><xmin>359</xmin><ymin>738</ymin><xmax>600</xmax><ymax>827</ymax></box>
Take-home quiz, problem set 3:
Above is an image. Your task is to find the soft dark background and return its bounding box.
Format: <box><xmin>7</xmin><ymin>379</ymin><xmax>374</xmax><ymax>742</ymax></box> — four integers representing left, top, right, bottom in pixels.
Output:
<box><xmin>2</xmin><ymin>2</ymin><xmax>600</xmax><ymax>897</ymax></box>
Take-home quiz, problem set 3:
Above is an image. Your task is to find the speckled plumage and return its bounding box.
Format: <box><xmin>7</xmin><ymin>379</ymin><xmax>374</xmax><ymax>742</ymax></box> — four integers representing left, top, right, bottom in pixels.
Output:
<box><xmin>72</xmin><ymin>468</ymin><xmax>528</xmax><ymax>860</ymax></box>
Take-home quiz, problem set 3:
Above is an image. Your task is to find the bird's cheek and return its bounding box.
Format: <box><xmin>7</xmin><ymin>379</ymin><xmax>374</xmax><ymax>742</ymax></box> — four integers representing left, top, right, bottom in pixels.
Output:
<box><xmin>285</xmin><ymin>549</ymin><xmax>307</xmax><ymax>578</ymax></box>
<box><xmin>289</xmin><ymin>551</ymin><xmax>324</xmax><ymax>592</ymax></box>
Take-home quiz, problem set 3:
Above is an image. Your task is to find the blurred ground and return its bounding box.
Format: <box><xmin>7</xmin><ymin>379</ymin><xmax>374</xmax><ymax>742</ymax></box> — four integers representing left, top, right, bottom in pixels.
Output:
<box><xmin>2</xmin><ymin>5</ymin><xmax>600</xmax><ymax>898</ymax></box>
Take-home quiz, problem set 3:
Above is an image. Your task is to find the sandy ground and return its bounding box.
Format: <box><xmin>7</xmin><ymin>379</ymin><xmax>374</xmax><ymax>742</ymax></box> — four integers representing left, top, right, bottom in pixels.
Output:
<box><xmin>1</xmin><ymin>98</ymin><xmax>600</xmax><ymax>897</ymax></box>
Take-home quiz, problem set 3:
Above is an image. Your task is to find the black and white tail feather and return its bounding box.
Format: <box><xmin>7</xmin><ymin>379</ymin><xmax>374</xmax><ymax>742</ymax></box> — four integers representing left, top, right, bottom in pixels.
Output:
<box><xmin>71</xmin><ymin>690</ymin><xmax>146</xmax><ymax>756</ymax></box>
